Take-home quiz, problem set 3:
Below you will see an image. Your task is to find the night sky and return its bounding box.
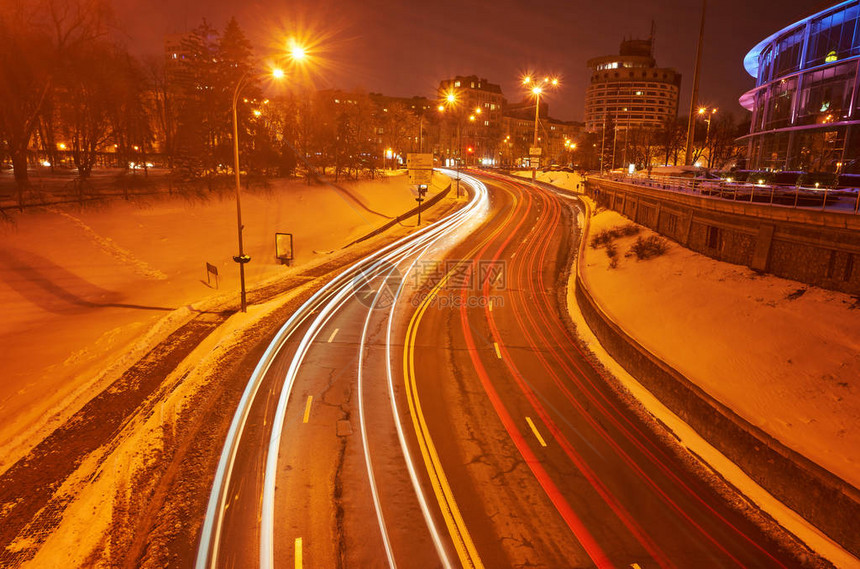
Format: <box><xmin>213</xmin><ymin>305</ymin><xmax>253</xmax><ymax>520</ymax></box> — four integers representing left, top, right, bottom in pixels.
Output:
<box><xmin>114</xmin><ymin>0</ymin><xmax>816</xmax><ymax>122</ymax></box>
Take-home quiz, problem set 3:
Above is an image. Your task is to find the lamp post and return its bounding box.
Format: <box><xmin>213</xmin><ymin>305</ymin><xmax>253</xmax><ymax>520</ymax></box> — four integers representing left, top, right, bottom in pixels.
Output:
<box><xmin>522</xmin><ymin>75</ymin><xmax>559</xmax><ymax>180</ymax></box>
<box><xmin>439</xmin><ymin>89</ymin><xmax>478</xmax><ymax>197</ymax></box>
<box><xmin>698</xmin><ymin>107</ymin><xmax>717</xmax><ymax>167</ymax></box>
<box><xmin>230</xmin><ymin>61</ymin><xmax>296</xmax><ymax>312</ymax></box>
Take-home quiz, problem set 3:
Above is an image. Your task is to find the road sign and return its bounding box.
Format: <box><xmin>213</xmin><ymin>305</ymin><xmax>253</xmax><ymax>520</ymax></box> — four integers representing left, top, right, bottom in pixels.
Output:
<box><xmin>529</xmin><ymin>146</ymin><xmax>543</xmax><ymax>157</ymax></box>
<box><xmin>407</xmin><ymin>153</ymin><xmax>433</xmax><ymax>185</ymax></box>
<box><xmin>275</xmin><ymin>232</ymin><xmax>294</xmax><ymax>265</ymax></box>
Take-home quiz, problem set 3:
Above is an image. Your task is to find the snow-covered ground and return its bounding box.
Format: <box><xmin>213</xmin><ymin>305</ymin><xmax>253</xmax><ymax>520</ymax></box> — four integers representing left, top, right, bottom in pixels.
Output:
<box><xmin>0</xmin><ymin>172</ymin><xmax>448</xmax><ymax>472</ymax></box>
<box><xmin>580</xmin><ymin>207</ymin><xmax>860</xmax><ymax>490</ymax></box>
<box><xmin>512</xmin><ymin>169</ymin><xmax>583</xmax><ymax>192</ymax></box>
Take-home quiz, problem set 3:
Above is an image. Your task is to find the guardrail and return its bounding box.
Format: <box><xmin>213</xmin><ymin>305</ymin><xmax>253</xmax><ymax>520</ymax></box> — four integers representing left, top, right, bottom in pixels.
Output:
<box><xmin>596</xmin><ymin>173</ymin><xmax>860</xmax><ymax>215</ymax></box>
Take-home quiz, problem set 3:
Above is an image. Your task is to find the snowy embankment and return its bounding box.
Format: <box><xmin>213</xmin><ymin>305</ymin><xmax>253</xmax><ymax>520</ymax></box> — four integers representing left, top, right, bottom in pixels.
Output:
<box><xmin>512</xmin><ymin>169</ymin><xmax>583</xmax><ymax>192</ymax></box>
<box><xmin>579</xmin><ymin>207</ymin><xmax>860</xmax><ymax>491</ymax></box>
<box><xmin>0</xmin><ymin>172</ymin><xmax>448</xmax><ymax>473</ymax></box>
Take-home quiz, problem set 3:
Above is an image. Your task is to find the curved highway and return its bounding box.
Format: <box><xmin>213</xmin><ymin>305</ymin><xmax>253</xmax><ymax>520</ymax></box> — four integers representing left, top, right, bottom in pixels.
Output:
<box><xmin>195</xmin><ymin>171</ymin><xmax>810</xmax><ymax>569</ymax></box>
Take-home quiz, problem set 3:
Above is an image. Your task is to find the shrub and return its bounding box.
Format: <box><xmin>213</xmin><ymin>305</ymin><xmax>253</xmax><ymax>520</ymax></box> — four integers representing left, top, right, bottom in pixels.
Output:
<box><xmin>590</xmin><ymin>223</ymin><xmax>641</xmax><ymax>249</ymax></box>
<box><xmin>628</xmin><ymin>235</ymin><xmax>669</xmax><ymax>260</ymax></box>
<box><xmin>619</xmin><ymin>223</ymin><xmax>641</xmax><ymax>237</ymax></box>
<box><xmin>747</xmin><ymin>171</ymin><xmax>774</xmax><ymax>186</ymax></box>
<box><xmin>798</xmin><ymin>171</ymin><xmax>839</xmax><ymax>188</ymax></box>
<box><xmin>590</xmin><ymin>229</ymin><xmax>613</xmax><ymax>249</ymax></box>
<box><xmin>605</xmin><ymin>242</ymin><xmax>619</xmax><ymax>269</ymax></box>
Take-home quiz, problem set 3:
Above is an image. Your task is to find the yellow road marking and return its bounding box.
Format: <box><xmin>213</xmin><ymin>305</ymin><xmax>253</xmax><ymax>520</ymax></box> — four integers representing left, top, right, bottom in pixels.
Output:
<box><xmin>295</xmin><ymin>537</ymin><xmax>303</xmax><ymax>569</ymax></box>
<box><xmin>401</xmin><ymin>180</ymin><xmax>519</xmax><ymax>569</ymax></box>
<box><xmin>328</xmin><ymin>328</ymin><xmax>339</xmax><ymax>343</ymax></box>
<box><xmin>631</xmin><ymin>564</ymin><xmax>642</xmax><ymax>569</ymax></box>
<box><xmin>526</xmin><ymin>416</ymin><xmax>548</xmax><ymax>447</ymax></box>
<box><xmin>302</xmin><ymin>396</ymin><xmax>313</xmax><ymax>424</ymax></box>
<box><xmin>405</xmin><ymin>269</ymin><xmax>486</xmax><ymax>569</ymax></box>
<box><xmin>488</xmin><ymin>299</ymin><xmax>493</xmax><ymax>312</ymax></box>
<box><xmin>493</xmin><ymin>342</ymin><xmax>502</xmax><ymax>359</ymax></box>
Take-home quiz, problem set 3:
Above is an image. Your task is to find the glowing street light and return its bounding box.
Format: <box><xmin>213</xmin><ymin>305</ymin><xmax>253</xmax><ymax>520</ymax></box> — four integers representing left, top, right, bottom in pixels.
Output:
<box><xmin>288</xmin><ymin>38</ymin><xmax>307</xmax><ymax>62</ymax></box>
<box><xmin>230</xmin><ymin>50</ymin><xmax>304</xmax><ymax>312</ymax></box>
<box><xmin>522</xmin><ymin>74</ymin><xmax>560</xmax><ymax>179</ymax></box>
<box><xmin>697</xmin><ymin>106</ymin><xmax>718</xmax><ymax>166</ymax></box>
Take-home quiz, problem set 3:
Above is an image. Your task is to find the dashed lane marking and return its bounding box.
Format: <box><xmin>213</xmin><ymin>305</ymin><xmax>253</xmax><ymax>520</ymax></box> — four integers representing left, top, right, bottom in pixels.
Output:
<box><xmin>526</xmin><ymin>416</ymin><xmax>548</xmax><ymax>447</ymax></box>
<box><xmin>302</xmin><ymin>396</ymin><xmax>313</xmax><ymax>424</ymax></box>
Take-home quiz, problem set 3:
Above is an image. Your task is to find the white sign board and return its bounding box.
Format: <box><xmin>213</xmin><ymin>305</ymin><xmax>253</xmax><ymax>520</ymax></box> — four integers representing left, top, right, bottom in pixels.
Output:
<box><xmin>407</xmin><ymin>153</ymin><xmax>433</xmax><ymax>185</ymax></box>
<box><xmin>529</xmin><ymin>146</ymin><xmax>543</xmax><ymax>157</ymax></box>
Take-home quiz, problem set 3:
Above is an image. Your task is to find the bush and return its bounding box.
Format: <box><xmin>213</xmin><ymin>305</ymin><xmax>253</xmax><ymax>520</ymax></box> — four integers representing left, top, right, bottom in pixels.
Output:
<box><xmin>619</xmin><ymin>223</ymin><xmax>640</xmax><ymax>237</ymax></box>
<box><xmin>605</xmin><ymin>242</ymin><xmax>619</xmax><ymax>269</ymax></box>
<box><xmin>590</xmin><ymin>229</ymin><xmax>613</xmax><ymax>249</ymax></box>
<box><xmin>798</xmin><ymin>171</ymin><xmax>839</xmax><ymax>188</ymax></box>
<box><xmin>747</xmin><ymin>171</ymin><xmax>774</xmax><ymax>185</ymax></box>
<box><xmin>628</xmin><ymin>235</ymin><xmax>669</xmax><ymax>260</ymax></box>
<box><xmin>589</xmin><ymin>223</ymin><xmax>640</xmax><ymax>249</ymax></box>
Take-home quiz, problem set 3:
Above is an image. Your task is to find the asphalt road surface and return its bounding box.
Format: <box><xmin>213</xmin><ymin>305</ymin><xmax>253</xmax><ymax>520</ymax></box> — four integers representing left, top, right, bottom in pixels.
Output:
<box><xmin>195</xmin><ymin>171</ymin><xmax>808</xmax><ymax>569</ymax></box>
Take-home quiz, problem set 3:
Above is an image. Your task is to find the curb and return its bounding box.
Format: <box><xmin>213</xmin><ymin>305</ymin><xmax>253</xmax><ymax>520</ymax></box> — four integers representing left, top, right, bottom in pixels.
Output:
<box><xmin>572</xmin><ymin>196</ymin><xmax>860</xmax><ymax>559</ymax></box>
<box><xmin>345</xmin><ymin>181</ymin><xmax>452</xmax><ymax>248</ymax></box>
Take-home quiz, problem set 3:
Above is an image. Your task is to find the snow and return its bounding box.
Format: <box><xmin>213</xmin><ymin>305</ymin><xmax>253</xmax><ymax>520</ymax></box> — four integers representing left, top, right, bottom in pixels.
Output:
<box><xmin>565</xmin><ymin>262</ymin><xmax>860</xmax><ymax>569</ymax></box>
<box><xmin>0</xmin><ymin>171</ymin><xmax>449</xmax><ymax>473</ymax></box>
<box><xmin>512</xmin><ymin>170</ymin><xmax>583</xmax><ymax>192</ymax></box>
<box><xmin>19</xmin><ymin>289</ymin><xmax>317</xmax><ymax>567</ymax></box>
<box><xmin>578</xmin><ymin>206</ymin><xmax>860</xmax><ymax>492</ymax></box>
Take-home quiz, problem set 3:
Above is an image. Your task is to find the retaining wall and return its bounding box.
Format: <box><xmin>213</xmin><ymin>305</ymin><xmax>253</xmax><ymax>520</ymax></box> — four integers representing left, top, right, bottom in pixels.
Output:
<box><xmin>587</xmin><ymin>178</ymin><xmax>860</xmax><ymax>295</ymax></box>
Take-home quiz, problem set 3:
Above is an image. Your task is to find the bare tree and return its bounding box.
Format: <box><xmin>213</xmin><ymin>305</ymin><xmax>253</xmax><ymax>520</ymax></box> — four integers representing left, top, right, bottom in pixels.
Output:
<box><xmin>0</xmin><ymin>0</ymin><xmax>111</xmax><ymax>199</ymax></box>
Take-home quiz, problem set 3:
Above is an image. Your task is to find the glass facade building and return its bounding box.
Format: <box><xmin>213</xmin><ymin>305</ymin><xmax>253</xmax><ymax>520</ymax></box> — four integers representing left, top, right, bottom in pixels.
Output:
<box><xmin>740</xmin><ymin>1</ymin><xmax>860</xmax><ymax>173</ymax></box>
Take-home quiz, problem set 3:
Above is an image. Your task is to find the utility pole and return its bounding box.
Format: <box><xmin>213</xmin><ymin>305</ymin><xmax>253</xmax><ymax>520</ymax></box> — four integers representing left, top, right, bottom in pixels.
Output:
<box><xmin>532</xmin><ymin>91</ymin><xmax>541</xmax><ymax>181</ymax></box>
<box><xmin>684</xmin><ymin>0</ymin><xmax>707</xmax><ymax>166</ymax></box>
<box><xmin>599</xmin><ymin>113</ymin><xmax>607</xmax><ymax>173</ymax></box>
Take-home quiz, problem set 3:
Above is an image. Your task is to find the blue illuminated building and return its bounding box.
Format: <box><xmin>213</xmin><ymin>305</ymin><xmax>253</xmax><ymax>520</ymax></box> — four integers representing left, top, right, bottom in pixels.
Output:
<box><xmin>739</xmin><ymin>1</ymin><xmax>860</xmax><ymax>173</ymax></box>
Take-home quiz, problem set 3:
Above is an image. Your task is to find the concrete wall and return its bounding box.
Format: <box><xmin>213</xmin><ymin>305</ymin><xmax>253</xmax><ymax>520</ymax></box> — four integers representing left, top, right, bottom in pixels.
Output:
<box><xmin>587</xmin><ymin>179</ymin><xmax>860</xmax><ymax>295</ymax></box>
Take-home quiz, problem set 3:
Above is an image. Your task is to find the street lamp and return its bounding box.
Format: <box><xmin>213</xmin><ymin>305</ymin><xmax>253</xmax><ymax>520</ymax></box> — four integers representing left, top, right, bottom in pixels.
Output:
<box><xmin>230</xmin><ymin>55</ymin><xmax>300</xmax><ymax>312</ymax></box>
<box><xmin>522</xmin><ymin>74</ymin><xmax>559</xmax><ymax>180</ymax></box>
<box><xmin>438</xmin><ymin>88</ymin><xmax>464</xmax><ymax>196</ymax></box>
<box><xmin>697</xmin><ymin>106</ymin><xmax>717</xmax><ymax>167</ymax></box>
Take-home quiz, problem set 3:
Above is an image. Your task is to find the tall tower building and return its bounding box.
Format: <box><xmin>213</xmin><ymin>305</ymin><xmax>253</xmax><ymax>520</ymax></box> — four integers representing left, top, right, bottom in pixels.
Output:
<box><xmin>584</xmin><ymin>37</ymin><xmax>682</xmax><ymax>133</ymax></box>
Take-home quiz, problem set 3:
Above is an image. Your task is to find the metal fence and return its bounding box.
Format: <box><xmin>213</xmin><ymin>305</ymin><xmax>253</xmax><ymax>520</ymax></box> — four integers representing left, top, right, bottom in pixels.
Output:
<box><xmin>593</xmin><ymin>173</ymin><xmax>860</xmax><ymax>215</ymax></box>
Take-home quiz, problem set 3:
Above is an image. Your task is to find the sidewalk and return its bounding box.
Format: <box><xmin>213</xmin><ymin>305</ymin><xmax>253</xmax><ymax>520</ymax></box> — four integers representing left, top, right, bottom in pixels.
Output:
<box><xmin>580</xmin><ymin>206</ymin><xmax>860</xmax><ymax>490</ymax></box>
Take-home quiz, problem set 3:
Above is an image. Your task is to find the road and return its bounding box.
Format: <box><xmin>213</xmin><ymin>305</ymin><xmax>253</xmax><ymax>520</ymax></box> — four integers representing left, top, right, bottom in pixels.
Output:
<box><xmin>195</xmin><ymin>171</ymin><xmax>809</xmax><ymax>569</ymax></box>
